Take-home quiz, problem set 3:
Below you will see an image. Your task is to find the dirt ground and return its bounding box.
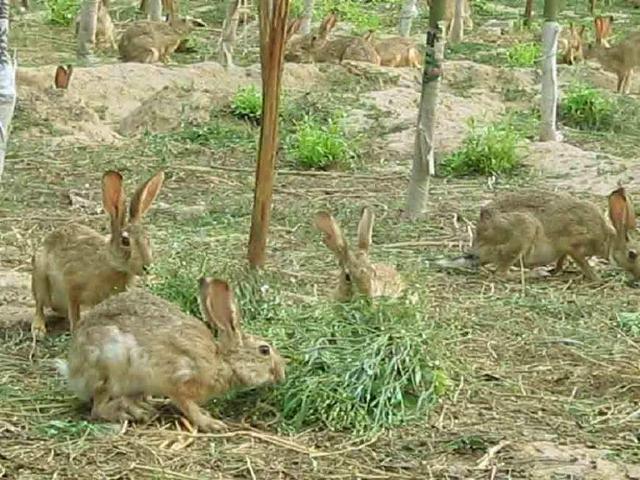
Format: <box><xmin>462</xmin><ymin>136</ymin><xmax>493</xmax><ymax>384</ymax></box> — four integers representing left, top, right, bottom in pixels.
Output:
<box><xmin>2</xmin><ymin>0</ymin><xmax>640</xmax><ymax>478</ymax></box>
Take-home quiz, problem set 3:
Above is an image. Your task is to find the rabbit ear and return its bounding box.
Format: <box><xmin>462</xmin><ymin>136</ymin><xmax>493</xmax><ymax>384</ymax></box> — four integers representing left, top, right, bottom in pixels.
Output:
<box><xmin>102</xmin><ymin>171</ymin><xmax>126</xmax><ymax>234</ymax></box>
<box><xmin>198</xmin><ymin>277</ymin><xmax>242</xmax><ymax>346</ymax></box>
<box><xmin>357</xmin><ymin>207</ymin><xmax>374</xmax><ymax>252</ymax></box>
<box><xmin>129</xmin><ymin>171</ymin><xmax>164</xmax><ymax>223</ymax></box>
<box><xmin>286</xmin><ymin>18</ymin><xmax>302</xmax><ymax>42</ymax></box>
<box><xmin>314</xmin><ymin>211</ymin><xmax>349</xmax><ymax>261</ymax></box>
<box><xmin>609</xmin><ymin>187</ymin><xmax>636</xmax><ymax>240</ymax></box>
<box><xmin>319</xmin><ymin>12</ymin><xmax>337</xmax><ymax>37</ymax></box>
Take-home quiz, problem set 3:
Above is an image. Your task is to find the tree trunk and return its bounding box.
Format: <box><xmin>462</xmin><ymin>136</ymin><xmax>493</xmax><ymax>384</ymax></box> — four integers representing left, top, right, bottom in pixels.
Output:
<box><xmin>524</xmin><ymin>0</ymin><xmax>534</xmax><ymax>26</ymax></box>
<box><xmin>406</xmin><ymin>0</ymin><xmax>446</xmax><ymax>218</ymax></box>
<box><xmin>218</xmin><ymin>0</ymin><xmax>241</xmax><ymax>67</ymax></box>
<box><xmin>77</xmin><ymin>0</ymin><xmax>99</xmax><ymax>59</ymax></box>
<box><xmin>247</xmin><ymin>0</ymin><xmax>290</xmax><ymax>268</ymax></box>
<box><xmin>299</xmin><ymin>0</ymin><xmax>314</xmax><ymax>35</ymax></box>
<box><xmin>147</xmin><ymin>0</ymin><xmax>163</xmax><ymax>20</ymax></box>
<box><xmin>449</xmin><ymin>0</ymin><xmax>464</xmax><ymax>43</ymax></box>
<box><xmin>540</xmin><ymin>0</ymin><xmax>560</xmax><ymax>142</ymax></box>
<box><xmin>398</xmin><ymin>0</ymin><xmax>418</xmax><ymax>37</ymax></box>
<box><xmin>0</xmin><ymin>0</ymin><xmax>15</xmax><ymax>180</ymax></box>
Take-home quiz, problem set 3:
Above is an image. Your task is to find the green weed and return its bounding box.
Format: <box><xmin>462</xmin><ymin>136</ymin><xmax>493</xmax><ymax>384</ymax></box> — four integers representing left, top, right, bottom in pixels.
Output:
<box><xmin>45</xmin><ymin>0</ymin><xmax>80</xmax><ymax>26</ymax></box>
<box><xmin>617</xmin><ymin>312</ymin><xmax>640</xmax><ymax>336</ymax></box>
<box><xmin>287</xmin><ymin>116</ymin><xmax>354</xmax><ymax>170</ymax></box>
<box><xmin>560</xmin><ymin>83</ymin><xmax>616</xmax><ymax>131</ymax></box>
<box><xmin>506</xmin><ymin>42</ymin><xmax>540</xmax><ymax>67</ymax></box>
<box><xmin>231</xmin><ymin>85</ymin><xmax>263</xmax><ymax>124</ymax></box>
<box><xmin>442</xmin><ymin>120</ymin><xmax>521</xmax><ymax>177</ymax></box>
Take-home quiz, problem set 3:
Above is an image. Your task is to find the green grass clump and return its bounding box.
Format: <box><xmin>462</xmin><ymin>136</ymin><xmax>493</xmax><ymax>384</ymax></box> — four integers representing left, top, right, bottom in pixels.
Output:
<box><xmin>617</xmin><ymin>312</ymin><xmax>640</xmax><ymax>336</ymax></box>
<box><xmin>45</xmin><ymin>0</ymin><xmax>79</xmax><ymax>25</ymax></box>
<box><xmin>560</xmin><ymin>83</ymin><xmax>616</xmax><ymax>131</ymax></box>
<box><xmin>231</xmin><ymin>85</ymin><xmax>263</xmax><ymax>124</ymax></box>
<box><xmin>150</xmin><ymin>256</ymin><xmax>448</xmax><ymax>435</ymax></box>
<box><xmin>270</xmin><ymin>299</ymin><xmax>449</xmax><ymax>434</ymax></box>
<box><xmin>506</xmin><ymin>42</ymin><xmax>540</xmax><ymax>67</ymax></box>
<box><xmin>442</xmin><ymin>120</ymin><xmax>521</xmax><ymax>177</ymax></box>
<box><xmin>287</xmin><ymin>116</ymin><xmax>353</xmax><ymax>170</ymax></box>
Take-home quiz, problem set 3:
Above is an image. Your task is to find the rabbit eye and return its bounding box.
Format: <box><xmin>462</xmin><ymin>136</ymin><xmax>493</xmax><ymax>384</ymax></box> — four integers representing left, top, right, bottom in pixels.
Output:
<box><xmin>629</xmin><ymin>249</ymin><xmax>638</xmax><ymax>261</ymax></box>
<box><xmin>258</xmin><ymin>345</ymin><xmax>270</xmax><ymax>356</ymax></box>
<box><xmin>121</xmin><ymin>233</ymin><xmax>130</xmax><ymax>247</ymax></box>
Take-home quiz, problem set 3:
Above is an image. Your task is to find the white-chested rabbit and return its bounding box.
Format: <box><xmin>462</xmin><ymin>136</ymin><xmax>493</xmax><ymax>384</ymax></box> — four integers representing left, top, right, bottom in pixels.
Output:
<box><xmin>314</xmin><ymin>207</ymin><xmax>405</xmax><ymax>300</ymax></box>
<box><xmin>31</xmin><ymin>170</ymin><xmax>164</xmax><ymax>337</ymax></box>
<box><xmin>56</xmin><ymin>278</ymin><xmax>286</xmax><ymax>431</ymax></box>
<box><xmin>439</xmin><ymin>187</ymin><xmax>640</xmax><ymax>282</ymax></box>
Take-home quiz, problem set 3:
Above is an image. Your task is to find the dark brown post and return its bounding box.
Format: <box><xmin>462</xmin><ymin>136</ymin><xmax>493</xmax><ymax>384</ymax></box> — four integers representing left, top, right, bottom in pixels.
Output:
<box><xmin>247</xmin><ymin>0</ymin><xmax>290</xmax><ymax>268</ymax></box>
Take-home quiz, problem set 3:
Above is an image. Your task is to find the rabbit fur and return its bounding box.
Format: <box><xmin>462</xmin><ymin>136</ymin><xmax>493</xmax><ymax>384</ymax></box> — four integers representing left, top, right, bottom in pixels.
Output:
<box><xmin>558</xmin><ymin>23</ymin><xmax>586</xmax><ymax>65</ymax></box>
<box><xmin>585</xmin><ymin>17</ymin><xmax>640</xmax><ymax>93</ymax></box>
<box><xmin>56</xmin><ymin>278</ymin><xmax>286</xmax><ymax>432</ymax></box>
<box><xmin>31</xmin><ymin>170</ymin><xmax>164</xmax><ymax>337</ymax></box>
<box><xmin>314</xmin><ymin>207</ymin><xmax>405</xmax><ymax>300</ymax></box>
<box><xmin>439</xmin><ymin>187</ymin><xmax>640</xmax><ymax>282</ymax></box>
<box><xmin>118</xmin><ymin>0</ymin><xmax>205</xmax><ymax>64</ymax></box>
<box><xmin>285</xmin><ymin>13</ymin><xmax>381</xmax><ymax>65</ymax></box>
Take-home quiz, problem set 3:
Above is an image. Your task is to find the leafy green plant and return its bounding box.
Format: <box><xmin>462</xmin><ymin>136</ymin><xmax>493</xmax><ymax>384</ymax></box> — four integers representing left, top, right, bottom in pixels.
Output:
<box><xmin>288</xmin><ymin>116</ymin><xmax>353</xmax><ymax>170</ymax></box>
<box><xmin>560</xmin><ymin>83</ymin><xmax>616</xmax><ymax>131</ymax></box>
<box><xmin>617</xmin><ymin>312</ymin><xmax>640</xmax><ymax>337</ymax></box>
<box><xmin>442</xmin><ymin>120</ymin><xmax>521</xmax><ymax>177</ymax></box>
<box><xmin>45</xmin><ymin>0</ymin><xmax>80</xmax><ymax>26</ymax></box>
<box><xmin>231</xmin><ymin>85</ymin><xmax>263</xmax><ymax>124</ymax></box>
<box><xmin>506</xmin><ymin>42</ymin><xmax>540</xmax><ymax>67</ymax></box>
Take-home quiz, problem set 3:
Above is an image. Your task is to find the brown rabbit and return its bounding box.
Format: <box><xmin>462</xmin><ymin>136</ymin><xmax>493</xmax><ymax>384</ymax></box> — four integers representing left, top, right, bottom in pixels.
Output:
<box><xmin>56</xmin><ymin>278</ymin><xmax>285</xmax><ymax>431</ymax></box>
<box><xmin>31</xmin><ymin>170</ymin><xmax>164</xmax><ymax>337</ymax></box>
<box><xmin>373</xmin><ymin>36</ymin><xmax>421</xmax><ymax>68</ymax></box>
<box><xmin>558</xmin><ymin>23</ymin><xmax>586</xmax><ymax>65</ymax></box>
<box><xmin>118</xmin><ymin>0</ymin><xmax>205</xmax><ymax>64</ymax></box>
<box><xmin>438</xmin><ymin>187</ymin><xmax>640</xmax><ymax>282</ymax></box>
<box><xmin>74</xmin><ymin>0</ymin><xmax>117</xmax><ymax>51</ymax></box>
<box><xmin>585</xmin><ymin>18</ymin><xmax>640</xmax><ymax>94</ymax></box>
<box><xmin>314</xmin><ymin>207</ymin><xmax>405</xmax><ymax>300</ymax></box>
<box><xmin>285</xmin><ymin>13</ymin><xmax>381</xmax><ymax>65</ymax></box>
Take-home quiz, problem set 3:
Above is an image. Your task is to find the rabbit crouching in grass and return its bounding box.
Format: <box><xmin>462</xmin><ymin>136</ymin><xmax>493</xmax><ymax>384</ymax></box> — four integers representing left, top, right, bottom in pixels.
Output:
<box><xmin>31</xmin><ymin>171</ymin><xmax>164</xmax><ymax>337</ymax></box>
<box><xmin>56</xmin><ymin>278</ymin><xmax>286</xmax><ymax>432</ymax></box>
<box><xmin>284</xmin><ymin>13</ymin><xmax>381</xmax><ymax>65</ymax></box>
<box><xmin>314</xmin><ymin>207</ymin><xmax>405</xmax><ymax>300</ymax></box>
<box><xmin>438</xmin><ymin>187</ymin><xmax>640</xmax><ymax>282</ymax></box>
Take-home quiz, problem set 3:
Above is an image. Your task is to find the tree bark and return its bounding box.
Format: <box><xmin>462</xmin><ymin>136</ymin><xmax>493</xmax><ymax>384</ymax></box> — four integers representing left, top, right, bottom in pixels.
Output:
<box><xmin>449</xmin><ymin>0</ymin><xmax>464</xmax><ymax>43</ymax></box>
<box><xmin>218</xmin><ymin>0</ymin><xmax>241</xmax><ymax>67</ymax></box>
<box><xmin>406</xmin><ymin>0</ymin><xmax>445</xmax><ymax>218</ymax></box>
<box><xmin>540</xmin><ymin>0</ymin><xmax>560</xmax><ymax>142</ymax></box>
<box><xmin>398</xmin><ymin>0</ymin><xmax>418</xmax><ymax>37</ymax></box>
<box><xmin>0</xmin><ymin>0</ymin><xmax>16</xmax><ymax>179</ymax></box>
<box><xmin>77</xmin><ymin>0</ymin><xmax>99</xmax><ymax>59</ymax></box>
<box><xmin>247</xmin><ymin>0</ymin><xmax>290</xmax><ymax>268</ymax></box>
<box><xmin>147</xmin><ymin>0</ymin><xmax>163</xmax><ymax>21</ymax></box>
<box><xmin>524</xmin><ymin>0</ymin><xmax>534</xmax><ymax>26</ymax></box>
<box><xmin>299</xmin><ymin>0</ymin><xmax>314</xmax><ymax>35</ymax></box>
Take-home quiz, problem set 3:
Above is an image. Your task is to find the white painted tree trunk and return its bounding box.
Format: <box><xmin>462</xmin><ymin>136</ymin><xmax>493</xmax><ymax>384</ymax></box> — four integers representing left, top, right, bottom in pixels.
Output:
<box><xmin>449</xmin><ymin>0</ymin><xmax>464</xmax><ymax>43</ymax></box>
<box><xmin>406</xmin><ymin>27</ymin><xmax>445</xmax><ymax>217</ymax></box>
<box><xmin>0</xmin><ymin>0</ymin><xmax>16</xmax><ymax>180</ymax></box>
<box><xmin>300</xmin><ymin>0</ymin><xmax>314</xmax><ymax>35</ymax></box>
<box><xmin>398</xmin><ymin>0</ymin><xmax>418</xmax><ymax>37</ymax></box>
<box><xmin>218</xmin><ymin>0</ymin><xmax>240</xmax><ymax>67</ymax></box>
<box><xmin>77</xmin><ymin>0</ymin><xmax>99</xmax><ymax>59</ymax></box>
<box><xmin>540</xmin><ymin>21</ymin><xmax>560</xmax><ymax>141</ymax></box>
<box><xmin>146</xmin><ymin>0</ymin><xmax>162</xmax><ymax>21</ymax></box>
